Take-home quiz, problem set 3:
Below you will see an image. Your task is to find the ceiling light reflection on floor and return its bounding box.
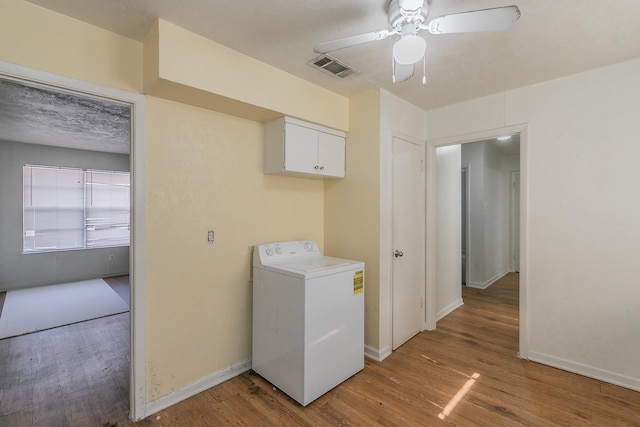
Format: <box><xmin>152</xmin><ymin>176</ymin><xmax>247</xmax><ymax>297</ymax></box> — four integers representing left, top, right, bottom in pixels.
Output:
<box><xmin>437</xmin><ymin>372</ymin><xmax>480</xmax><ymax>420</ymax></box>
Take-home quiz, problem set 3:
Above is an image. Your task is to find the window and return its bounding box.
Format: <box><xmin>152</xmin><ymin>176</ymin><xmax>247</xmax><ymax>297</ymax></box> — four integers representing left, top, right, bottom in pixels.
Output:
<box><xmin>23</xmin><ymin>165</ymin><xmax>130</xmax><ymax>253</ymax></box>
<box><xmin>85</xmin><ymin>170</ymin><xmax>130</xmax><ymax>248</ymax></box>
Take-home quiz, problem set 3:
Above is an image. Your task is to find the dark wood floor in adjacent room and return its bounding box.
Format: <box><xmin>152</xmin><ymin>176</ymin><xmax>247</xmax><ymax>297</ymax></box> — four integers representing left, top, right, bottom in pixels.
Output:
<box><xmin>2</xmin><ymin>273</ymin><xmax>639</xmax><ymax>426</ymax></box>
<box><xmin>0</xmin><ymin>276</ymin><xmax>130</xmax><ymax>426</ymax></box>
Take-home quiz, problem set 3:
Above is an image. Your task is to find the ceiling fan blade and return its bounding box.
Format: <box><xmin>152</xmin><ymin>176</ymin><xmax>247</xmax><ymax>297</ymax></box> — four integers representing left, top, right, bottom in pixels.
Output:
<box><xmin>426</xmin><ymin>5</ymin><xmax>520</xmax><ymax>34</ymax></box>
<box><xmin>314</xmin><ymin>29</ymin><xmax>392</xmax><ymax>54</ymax></box>
<box><xmin>392</xmin><ymin>61</ymin><xmax>414</xmax><ymax>83</ymax></box>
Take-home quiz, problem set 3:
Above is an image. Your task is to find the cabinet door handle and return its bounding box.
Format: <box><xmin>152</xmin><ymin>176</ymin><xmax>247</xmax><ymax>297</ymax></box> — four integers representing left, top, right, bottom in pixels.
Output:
<box><xmin>314</xmin><ymin>165</ymin><xmax>319</xmax><ymax>170</ymax></box>
<box><xmin>394</xmin><ymin>250</ymin><xmax>404</xmax><ymax>258</ymax></box>
<box><xmin>320</xmin><ymin>166</ymin><xmax>325</xmax><ymax>171</ymax></box>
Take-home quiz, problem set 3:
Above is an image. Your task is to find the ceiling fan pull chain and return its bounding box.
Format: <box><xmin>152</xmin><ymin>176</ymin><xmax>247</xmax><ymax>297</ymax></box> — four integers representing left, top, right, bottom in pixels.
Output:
<box><xmin>392</xmin><ymin>56</ymin><xmax>396</xmax><ymax>84</ymax></box>
<box><xmin>422</xmin><ymin>55</ymin><xmax>427</xmax><ymax>85</ymax></box>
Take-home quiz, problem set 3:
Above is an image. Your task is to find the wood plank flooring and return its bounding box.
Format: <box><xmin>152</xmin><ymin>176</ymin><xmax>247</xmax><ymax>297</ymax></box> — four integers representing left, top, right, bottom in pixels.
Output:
<box><xmin>3</xmin><ymin>273</ymin><xmax>640</xmax><ymax>426</ymax></box>
<box><xmin>130</xmin><ymin>273</ymin><xmax>640</xmax><ymax>426</ymax></box>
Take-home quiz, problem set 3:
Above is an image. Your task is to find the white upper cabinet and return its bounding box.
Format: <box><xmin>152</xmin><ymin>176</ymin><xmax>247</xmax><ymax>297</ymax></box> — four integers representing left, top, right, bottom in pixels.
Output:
<box><xmin>264</xmin><ymin>116</ymin><xmax>346</xmax><ymax>178</ymax></box>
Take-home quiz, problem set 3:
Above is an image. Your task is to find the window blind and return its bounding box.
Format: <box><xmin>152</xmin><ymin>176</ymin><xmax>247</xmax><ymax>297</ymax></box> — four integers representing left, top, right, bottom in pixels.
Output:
<box><xmin>85</xmin><ymin>170</ymin><xmax>130</xmax><ymax>248</ymax></box>
<box><xmin>23</xmin><ymin>165</ymin><xmax>85</xmax><ymax>252</ymax></box>
<box><xmin>22</xmin><ymin>165</ymin><xmax>130</xmax><ymax>253</ymax></box>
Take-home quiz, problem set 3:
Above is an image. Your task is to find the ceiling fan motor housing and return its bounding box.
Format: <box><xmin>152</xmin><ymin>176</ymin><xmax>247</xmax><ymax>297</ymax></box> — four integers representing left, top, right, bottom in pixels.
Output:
<box><xmin>388</xmin><ymin>0</ymin><xmax>428</xmax><ymax>29</ymax></box>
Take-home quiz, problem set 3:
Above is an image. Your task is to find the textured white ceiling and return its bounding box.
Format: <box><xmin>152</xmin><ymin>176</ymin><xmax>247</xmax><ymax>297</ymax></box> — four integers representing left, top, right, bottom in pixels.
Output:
<box><xmin>24</xmin><ymin>0</ymin><xmax>640</xmax><ymax>110</ymax></box>
<box><xmin>3</xmin><ymin>1</ymin><xmax>640</xmax><ymax>153</ymax></box>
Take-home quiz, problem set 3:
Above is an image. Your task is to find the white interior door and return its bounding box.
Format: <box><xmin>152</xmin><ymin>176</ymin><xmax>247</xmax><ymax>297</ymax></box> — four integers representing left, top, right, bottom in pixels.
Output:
<box><xmin>392</xmin><ymin>136</ymin><xmax>425</xmax><ymax>350</ymax></box>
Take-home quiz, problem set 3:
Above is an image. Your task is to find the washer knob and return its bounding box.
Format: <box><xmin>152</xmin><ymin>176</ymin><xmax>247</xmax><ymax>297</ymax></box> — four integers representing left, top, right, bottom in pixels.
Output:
<box><xmin>265</xmin><ymin>248</ymin><xmax>273</xmax><ymax>256</ymax></box>
<box><xmin>275</xmin><ymin>247</ymin><xmax>282</xmax><ymax>255</ymax></box>
<box><xmin>304</xmin><ymin>241</ymin><xmax>313</xmax><ymax>252</ymax></box>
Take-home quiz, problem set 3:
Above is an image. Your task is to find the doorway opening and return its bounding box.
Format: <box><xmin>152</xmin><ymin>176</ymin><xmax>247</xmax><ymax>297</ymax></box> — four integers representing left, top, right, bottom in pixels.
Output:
<box><xmin>460</xmin><ymin>137</ymin><xmax>520</xmax><ymax>289</ymax></box>
<box><xmin>0</xmin><ymin>61</ymin><xmax>146</xmax><ymax>422</ymax></box>
<box><xmin>426</xmin><ymin>125</ymin><xmax>527</xmax><ymax>358</ymax></box>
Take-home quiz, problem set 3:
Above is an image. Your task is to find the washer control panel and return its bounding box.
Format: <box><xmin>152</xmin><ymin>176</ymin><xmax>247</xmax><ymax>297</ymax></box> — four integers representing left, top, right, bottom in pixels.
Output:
<box><xmin>254</xmin><ymin>240</ymin><xmax>320</xmax><ymax>265</ymax></box>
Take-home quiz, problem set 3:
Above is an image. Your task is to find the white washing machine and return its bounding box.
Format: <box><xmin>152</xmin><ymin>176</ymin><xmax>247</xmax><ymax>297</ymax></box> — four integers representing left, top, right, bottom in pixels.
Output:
<box><xmin>252</xmin><ymin>240</ymin><xmax>365</xmax><ymax>406</ymax></box>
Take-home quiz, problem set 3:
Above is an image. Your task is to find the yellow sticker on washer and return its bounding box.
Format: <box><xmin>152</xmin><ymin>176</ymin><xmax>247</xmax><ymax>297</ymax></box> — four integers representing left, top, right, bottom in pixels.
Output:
<box><xmin>353</xmin><ymin>270</ymin><xmax>364</xmax><ymax>295</ymax></box>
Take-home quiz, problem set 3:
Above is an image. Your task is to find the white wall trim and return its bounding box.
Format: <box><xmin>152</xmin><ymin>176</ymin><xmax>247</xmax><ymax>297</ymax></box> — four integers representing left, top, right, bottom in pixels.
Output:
<box><xmin>424</xmin><ymin>142</ymin><xmax>437</xmax><ymax>331</ymax></box>
<box><xmin>0</xmin><ymin>61</ymin><xmax>148</xmax><ymax>421</ymax></box>
<box><xmin>510</xmin><ymin>171</ymin><xmax>521</xmax><ymax>273</ymax></box>
<box><xmin>436</xmin><ymin>298</ymin><xmax>464</xmax><ymax>321</ymax></box>
<box><xmin>364</xmin><ymin>344</ymin><xmax>392</xmax><ymax>362</ymax></box>
<box><xmin>144</xmin><ymin>359</ymin><xmax>252</xmax><ymax>418</ymax></box>
<box><xmin>461</xmin><ymin>162</ymin><xmax>471</xmax><ymax>286</ymax></box>
<box><xmin>528</xmin><ymin>351</ymin><xmax>640</xmax><ymax>393</ymax></box>
<box><xmin>467</xmin><ymin>269</ymin><xmax>510</xmax><ymax>289</ymax></box>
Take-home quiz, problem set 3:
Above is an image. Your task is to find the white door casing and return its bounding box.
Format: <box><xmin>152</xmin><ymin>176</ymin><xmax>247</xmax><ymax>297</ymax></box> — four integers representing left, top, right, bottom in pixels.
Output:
<box><xmin>511</xmin><ymin>171</ymin><xmax>521</xmax><ymax>272</ymax></box>
<box><xmin>391</xmin><ymin>136</ymin><xmax>425</xmax><ymax>350</ymax></box>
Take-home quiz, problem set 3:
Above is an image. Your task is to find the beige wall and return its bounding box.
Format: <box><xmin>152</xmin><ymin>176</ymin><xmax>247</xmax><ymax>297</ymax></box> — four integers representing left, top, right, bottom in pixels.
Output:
<box><xmin>327</xmin><ymin>89</ymin><xmax>428</xmax><ymax>358</ymax></box>
<box><xmin>145</xmin><ymin>19</ymin><xmax>349</xmax><ymax>130</ymax></box>
<box><xmin>145</xmin><ymin>97</ymin><xmax>324</xmax><ymax>399</ymax></box>
<box><xmin>0</xmin><ymin>0</ymin><xmax>142</xmax><ymax>92</ymax></box>
<box><xmin>1</xmin><ymin>0</ymin><xmax>346</xmax><ymax>404</ymax></box>
<box><xmin>325</xmin><ymin>90</ymin><xmax>381</xmax><ymax>349</ymax></box>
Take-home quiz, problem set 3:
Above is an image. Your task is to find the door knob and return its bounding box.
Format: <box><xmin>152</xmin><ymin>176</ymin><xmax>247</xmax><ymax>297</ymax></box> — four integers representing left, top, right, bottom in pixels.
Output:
<box><xmin>394</xmin><ymin>250</ymin><xmax>404</xmax><ymax>258</ymax></box>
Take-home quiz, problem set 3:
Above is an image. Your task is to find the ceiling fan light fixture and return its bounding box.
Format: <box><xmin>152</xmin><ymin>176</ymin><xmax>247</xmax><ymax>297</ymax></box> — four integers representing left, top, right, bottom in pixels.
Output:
<box><xmin>497</xmin><ymin>135</ymin><xmax>512</xmax><ymax>141</ymax></box>
<box><xmin>393</xmin><ymin>34</ymin><xmax>426</xmax><ymax>65</ymax></box>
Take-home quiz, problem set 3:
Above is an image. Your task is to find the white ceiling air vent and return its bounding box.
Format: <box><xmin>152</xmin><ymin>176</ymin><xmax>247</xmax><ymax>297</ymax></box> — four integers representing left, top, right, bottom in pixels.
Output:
<box><xmin>308</xmin><ymin>54</ymin><xmax>359</xmax><ymax>79</ymax></box>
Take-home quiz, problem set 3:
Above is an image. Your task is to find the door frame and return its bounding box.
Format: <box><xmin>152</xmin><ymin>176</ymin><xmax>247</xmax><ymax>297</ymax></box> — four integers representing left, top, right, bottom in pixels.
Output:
<box><xmin>0</xmin><ymin>61</ymin><xmax>148</xmax><ymax>419</ymax></box>
<box><xmin>510</xmin><ymin>171</ymin><xmax>521</xmax><ymax>272</ymax></box>
<box><xmin>426</xmin><ymin>124</ymin><xmax>529</xmax><ymax>358</ymax></box>
<box><xmin>461</xmin><ymin>163</ymin><xmax>470</xmax><ymax>286</ymax></box>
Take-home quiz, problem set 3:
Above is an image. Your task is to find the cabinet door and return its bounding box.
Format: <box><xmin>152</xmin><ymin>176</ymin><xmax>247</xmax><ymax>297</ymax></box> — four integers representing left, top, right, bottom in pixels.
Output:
<box><xmin>317</xmin><ymin>131</ymin><xmax>345</xmax><ymax>177</ymax></box>
<box><xmin>284</xmin><ymin>123</ymin><xmax>318</xmax><ymax>174</ymax></box>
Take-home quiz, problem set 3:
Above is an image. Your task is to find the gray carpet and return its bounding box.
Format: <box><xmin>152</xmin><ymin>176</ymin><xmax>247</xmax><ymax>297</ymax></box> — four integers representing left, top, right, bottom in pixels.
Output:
<box><xmin>0</xmin><ymin>278</ymin><xmax>129</xmax><ymax>339</ymax></box>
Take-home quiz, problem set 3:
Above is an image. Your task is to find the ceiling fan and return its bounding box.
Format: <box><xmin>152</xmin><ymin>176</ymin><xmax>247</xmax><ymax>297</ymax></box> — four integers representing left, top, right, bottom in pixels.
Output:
<box><xmin>314</xmin><ymin>0</ymin><xmax>521</xmax><ymax>84</ymax></box>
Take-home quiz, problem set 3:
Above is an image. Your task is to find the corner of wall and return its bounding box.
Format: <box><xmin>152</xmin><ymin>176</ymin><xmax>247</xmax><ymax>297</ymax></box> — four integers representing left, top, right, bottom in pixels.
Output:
<box><xmin>142</xmin><ymin>20</ymin><xmax>160</xmax><ymax>94</ymax></box>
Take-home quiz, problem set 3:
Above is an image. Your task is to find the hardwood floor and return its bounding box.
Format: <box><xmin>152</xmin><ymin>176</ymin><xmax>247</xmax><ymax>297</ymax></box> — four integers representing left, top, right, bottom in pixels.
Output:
<box><xmin>3</xmin><ymin>273</ymin><xmax>640</xmax><ymax>426</ymax></box>
<box><xmin>129</xmin><ymin>273</ymin><xmax>640</xmax><ymax>426</ymax></box>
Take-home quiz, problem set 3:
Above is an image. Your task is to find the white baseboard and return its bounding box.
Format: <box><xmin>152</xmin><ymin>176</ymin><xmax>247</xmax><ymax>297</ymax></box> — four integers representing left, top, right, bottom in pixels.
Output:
<box><xmin>528</xmin><ymin>351</ymin><xmax>640</xmax><ymax>392</ymax></box>
<box><xmin>144</xmin><ymin>344</ymin><xmax>389</xmax><ymax>417</ymax></box>
<box><xmin>365</xmin><ymin>344</ymin><xmax>391</xmax><ymax>362</ymax></box>
<box><xmin>436</xmin><ymin>298</ymin><xmax>464</xmax><ymax>321</ymax></box>
<box><xmin>144</xmin><ymin>358</ymin><xmax>252</xmax><ymax>418</ymax></box>
<box><xmin>467</xmin><ymin>269</ymin><xmax>510</xmax><ymax>289</ymax></box>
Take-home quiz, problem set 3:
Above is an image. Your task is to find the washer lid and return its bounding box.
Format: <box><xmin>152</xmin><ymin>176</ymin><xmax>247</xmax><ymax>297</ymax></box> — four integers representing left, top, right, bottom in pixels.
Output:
<box><xmin>258</xmin><ymin>255</ymin><xmax>364</xmax><ymax>279</ymax></box>
<box><xmin>286</xmin><ymin>257</ymin><xmax>351</xmax><ymax>272</ymax></box>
